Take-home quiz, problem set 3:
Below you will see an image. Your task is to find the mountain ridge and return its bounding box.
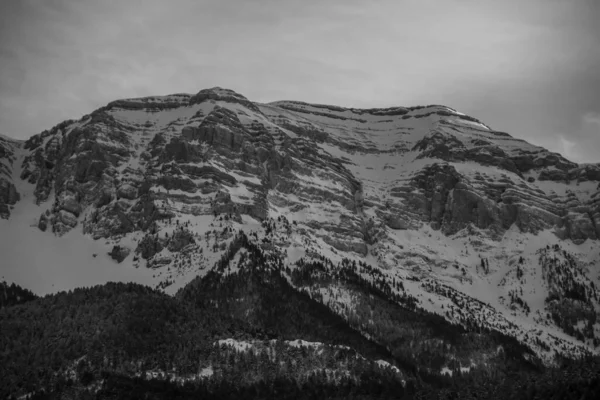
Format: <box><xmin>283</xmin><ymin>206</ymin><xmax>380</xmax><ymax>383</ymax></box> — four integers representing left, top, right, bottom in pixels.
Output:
<box><xmin>1</xmin><ymin>86</ymin><xmax>599</xmax><ymax>369</ymax></box>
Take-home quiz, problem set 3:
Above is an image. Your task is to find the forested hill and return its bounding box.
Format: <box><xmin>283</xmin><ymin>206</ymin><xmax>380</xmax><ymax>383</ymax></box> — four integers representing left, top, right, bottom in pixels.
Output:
<box><xmin>3</xmin><ymin>232</ymin><xmax>599</xmax><ymax>399</ymax></box>
<box><xmin>0</xmin><ymin>280</ymin><xmax>37</xmax><ymax>308</ymax></box>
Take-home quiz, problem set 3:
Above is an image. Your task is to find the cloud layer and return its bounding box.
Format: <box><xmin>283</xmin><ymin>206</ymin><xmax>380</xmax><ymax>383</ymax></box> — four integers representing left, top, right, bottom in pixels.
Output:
<box><xmin>1</xmin><ymin>0</ymin><xmax>598</xmax><ymax>162</ymax></box>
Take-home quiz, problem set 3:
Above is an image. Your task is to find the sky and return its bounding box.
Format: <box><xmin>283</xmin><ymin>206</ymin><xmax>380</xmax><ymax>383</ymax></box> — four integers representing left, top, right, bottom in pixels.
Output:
<box><xmin>1</xmin><ymin>0</ymin><xmax>599</xmax><ymax>163</ymax></box>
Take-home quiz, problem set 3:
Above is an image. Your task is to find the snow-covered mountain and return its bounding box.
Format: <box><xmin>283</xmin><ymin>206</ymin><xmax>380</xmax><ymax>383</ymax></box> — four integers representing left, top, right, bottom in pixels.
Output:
<box><xmin>1</xmin><ymin>87</ymin><xmax>599</xmax><ymax>363</ymax></box>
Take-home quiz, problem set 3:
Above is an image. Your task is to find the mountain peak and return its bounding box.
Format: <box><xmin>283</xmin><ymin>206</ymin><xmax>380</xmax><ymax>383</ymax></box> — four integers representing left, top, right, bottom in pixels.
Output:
<box><xmin>189</xmin><ymin>86</ymin><xmax>258</xmax><ymax>112</ymax></box>
<box><xmin>197</xmin><ymin>86</ymin><xmax>249</xmax><ymax>99</ymax></box>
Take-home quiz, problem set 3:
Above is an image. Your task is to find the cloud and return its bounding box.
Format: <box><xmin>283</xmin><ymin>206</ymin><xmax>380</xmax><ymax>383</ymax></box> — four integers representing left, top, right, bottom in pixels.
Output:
<box><xmin>570</xmin><ymin>113</ymin><xmax>600</xmax><ymax>163</ymax></box>
<box><xmin>546</xmin><ymin>113</ymin><xmax>600</xmax><ymax>164</ymax></box>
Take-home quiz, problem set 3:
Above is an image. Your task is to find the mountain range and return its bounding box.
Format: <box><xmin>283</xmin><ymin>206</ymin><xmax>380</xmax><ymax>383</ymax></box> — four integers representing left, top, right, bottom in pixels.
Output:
<box><xmin>1</xmin><ymin>87</ymin><xmax>599</xmax><ymax>399</ymax></box>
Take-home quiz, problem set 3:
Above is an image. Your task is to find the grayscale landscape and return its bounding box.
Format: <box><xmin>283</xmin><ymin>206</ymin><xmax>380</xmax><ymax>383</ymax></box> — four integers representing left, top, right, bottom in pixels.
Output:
<box><xmin>1</xmin><ymin>1</ymin><xmax>599</xmax><ymax>399</ymax></box>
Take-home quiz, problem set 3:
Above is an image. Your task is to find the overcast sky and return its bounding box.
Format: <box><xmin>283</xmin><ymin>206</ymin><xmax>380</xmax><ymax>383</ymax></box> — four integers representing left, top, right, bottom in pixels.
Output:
<box><xmin>1</xmin><ymin>0</ymin><xmax>599</xmax><ymax>163</ymax></box>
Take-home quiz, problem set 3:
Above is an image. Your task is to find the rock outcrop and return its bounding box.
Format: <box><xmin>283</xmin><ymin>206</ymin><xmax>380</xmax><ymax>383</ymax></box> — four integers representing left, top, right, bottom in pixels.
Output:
<box><xmin>135</xmin><ymin>234</ymin><xmax>165</xmax><ymax>260</ymax></box>
<box><xmin>0</xmin><ymin>135</ymin><xmax>21</xmax><ymax>219</ymax></box>
<box><xmin>167</xmin><ymin>228</ymin><xmax>196</xmax><ymax>252</ymax></box>
<box><xmin>108</xmin><ymin>245</ymin><xmax>131</xmax><ymax>263</ymax></box>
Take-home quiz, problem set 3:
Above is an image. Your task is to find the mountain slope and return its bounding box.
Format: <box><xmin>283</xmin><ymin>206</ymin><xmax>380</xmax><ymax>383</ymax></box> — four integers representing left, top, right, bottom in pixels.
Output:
<box><xmin>1</xmin><ymin>86</ymin><xmax>599</xmax><ymax>366</ymax></box>
<box><xmin>0</xmin><ymin>236</ymin><xmax>539</xmax><ymax>399</ymax></box>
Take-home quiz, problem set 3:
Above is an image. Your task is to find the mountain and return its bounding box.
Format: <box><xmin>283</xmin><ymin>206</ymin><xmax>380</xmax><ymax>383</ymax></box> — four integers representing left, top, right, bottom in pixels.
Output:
<box><xmin>1</xmin><ymin>87</ymin><xmax>600</xmax><ymax>398</ymax></box>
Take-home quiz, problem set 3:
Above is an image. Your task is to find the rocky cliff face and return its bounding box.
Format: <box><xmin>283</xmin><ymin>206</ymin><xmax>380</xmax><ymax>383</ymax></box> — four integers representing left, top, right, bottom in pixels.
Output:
<box><xmin>0</xmin><ymin>134</ymin><xmax>21</xmax><ymax>219</ymax></box>
<box><xmin>14</xmin><ymin>90</ymin><xmax>600</xmax><ymax>244</ymax></box>
<box><xmin>2</xmin><ymin>87</ymin><xmax>599</xmax><ymax>361</ymax></box>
